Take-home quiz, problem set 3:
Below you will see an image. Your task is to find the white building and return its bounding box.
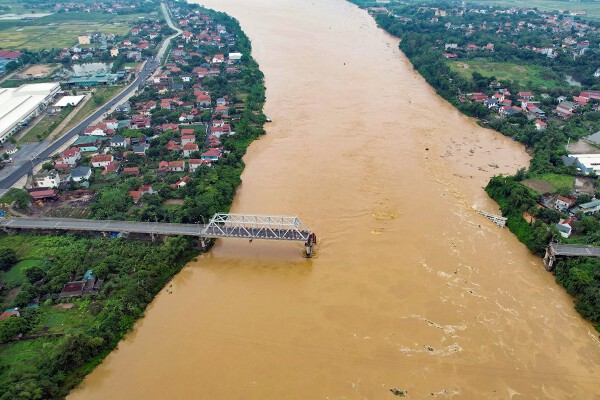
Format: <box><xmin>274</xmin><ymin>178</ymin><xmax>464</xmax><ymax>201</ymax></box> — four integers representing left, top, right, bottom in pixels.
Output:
<box><xmin>228</xmin><ymin>52</ymin><xmax>242</xmax><ymax>61</ymax></box>
<box><xmin>568</xmin><ymin>154</ymin><xmax>600</xmax><ymax>174</ymax></box>
<box><xmin>35</xmin><ymin>169</ymin><xmax>62</xmax><ymax>188</ymax></box>
<box><xmin>70</xmin><ymin>166</ymin><xmax>92</xmax><ymax>182</ymax></box>
<box><xmin>0</xmin><ymin>83</ymin><xmax>61</xmax><ymax>143</ymax></box>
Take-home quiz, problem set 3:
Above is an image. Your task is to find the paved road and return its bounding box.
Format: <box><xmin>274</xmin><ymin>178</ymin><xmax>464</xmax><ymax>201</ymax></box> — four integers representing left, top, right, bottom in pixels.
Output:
<box><xmin>0</xmin><ymin>217</ymin><xmax>311</xmax><ymax>241</ymax></box>
<box><xmin>0</xmin><ymin>2</ymin><xmax>182</xmax><ymax>197</ymax></box>
<box><xmin>159</xmin><ymin>2</ymin><xmax>183</xmax><ymax>61</ymax></box>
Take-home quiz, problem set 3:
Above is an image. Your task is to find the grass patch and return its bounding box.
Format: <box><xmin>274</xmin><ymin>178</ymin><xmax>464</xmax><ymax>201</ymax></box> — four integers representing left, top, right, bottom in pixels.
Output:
<box><xmin>40</xmin><ymin>302</ymin><xmax>94</xmax><ymax>334</ymax></box>
<box><xmin>532</xmin><ymin>174</ymin><xmax>575</xmax><ymax>192</ymax></box>
<box><xmin>1</xmin><ymin>259</ymin><xmax>43</xmax><ymax>286</ymax></box>
<box><xmin>0</xmin><ymin>79</ymin><xmax>25</xmax><ymax>88</ymax></box>
<box><xmin>447</xmin><ymin>58</ymin><xmax>563</xmax><ymax>89</ymax></box>
<box><xmin>45</xmin><ymin>206</ymin><xmax>92</xmax><ymax>219</ymax></box>
<box><xmin>123</xmin><ymin>62</ymin><xmax>141</xmax><ymax>70</ymax></box>
<box><xmin>521</xmin><ymin>179</ymin><xmax>554</xmax><ymax>195</ymax></box>
<box><xmin>17</xmin><ymin>111</ymin><xmax>65</xmax><ymax>144</ymax></box>
<box><xmin>0</xmin><ymin>235</ymin><xmax>52</xmax><ymax>259</ymax></box>
<box><xmin>536</xmin><ymin>173</ymin><xmax>574</xmax><ymax>189</ymax></box>
<box><xmin>0</xmin><ymin>339</ymin><xmax>49</xmax><ymax>367</ymax></box>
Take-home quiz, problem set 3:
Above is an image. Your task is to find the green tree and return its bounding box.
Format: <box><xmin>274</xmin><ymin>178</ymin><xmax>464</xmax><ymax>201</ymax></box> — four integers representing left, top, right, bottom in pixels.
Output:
<box><xmin>0</xmin><ymin>317</ymin><xmax>27</xmax><ymax>343</ymax></box>
<box><xmin>24</xmin><ymin>265</ymin><xmax>45</xmax><ymax>284</ymax></box>
<box><xmin>0</xmin><ymin>248</ymin><xmax>17</xmax><ymax>271</ymax></box>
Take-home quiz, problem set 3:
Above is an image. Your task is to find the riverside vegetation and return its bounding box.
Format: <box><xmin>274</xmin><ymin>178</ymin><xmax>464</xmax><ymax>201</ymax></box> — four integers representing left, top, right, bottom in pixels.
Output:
<box><xmin>0</xmin><ymin>1</ymin><xmax>266</xmax><ymax>398</ymax></box>
<box><xmin>351</xmin><ymin>0</ymin><xmax>600</xmax><ymax>326</ymax></box>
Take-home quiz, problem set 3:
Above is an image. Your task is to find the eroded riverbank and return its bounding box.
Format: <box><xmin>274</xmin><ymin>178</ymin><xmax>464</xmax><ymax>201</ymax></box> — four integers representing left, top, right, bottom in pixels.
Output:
<box><xmin>69</xmin><ymin>0</ymin><xmax>600</xmax><ymax>398</ymax></box>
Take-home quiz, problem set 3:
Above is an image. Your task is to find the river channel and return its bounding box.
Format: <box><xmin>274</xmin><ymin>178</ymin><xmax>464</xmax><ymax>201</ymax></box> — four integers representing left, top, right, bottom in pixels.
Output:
<box><xmin>69</xmin><ymin>0</ymin><xmax>600</xmax><ymax>398</ymax></box>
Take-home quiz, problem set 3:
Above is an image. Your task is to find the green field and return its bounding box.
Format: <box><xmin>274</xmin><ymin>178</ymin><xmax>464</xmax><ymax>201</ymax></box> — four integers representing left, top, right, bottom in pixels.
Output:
<box><xmin>0</xmin><ymin>259</ymin><xmax>44</xmax><ymax>286</ymax></box>
<box><xmin>17</xmin><ymin>111</ymin><xmax>67</xmax><ymax>144</ymax></box>
<box><xmin>447</xmin><ymin>58</ymin><xmax>564</xmax><ymax>89</ymax></box>
<box><xmin>0</xmin><ymin>13</ymin><xmax>147</xmax><ymax>50</ymax></box>
<box><xmin>536</xmin><ymin>173</ymin><xmax>575</xmax><ymax>189</ymax></box>
<box><xmin>475</xmin><ymin>0</ymin><xmax>600</xmax><ymax>21</ymax></box>
<box><xmin>521</xmin><ymin>173</ymin><xmax>574</xmax><ymax>194</ymax></box>
<box><xmin>0</xmin><ymin>339</ymin><xmax>50</xmax><ymax>367</ymax></box>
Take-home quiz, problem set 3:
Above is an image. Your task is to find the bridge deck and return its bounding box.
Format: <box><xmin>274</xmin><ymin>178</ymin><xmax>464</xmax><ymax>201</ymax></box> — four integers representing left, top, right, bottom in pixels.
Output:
<box><xmin>0</xmin><ymin>217</ymin><xmax>205</xmax><ymax>237</ymax></box>
<box><xmin>550</xmin><ymin>244</ymin><xmax>600</xmax><ymax>257</ymax></box>
<box><xmin>0</xmin><ymin>217</ymin><xmax>311</xmax><ymax>242</ymax></box>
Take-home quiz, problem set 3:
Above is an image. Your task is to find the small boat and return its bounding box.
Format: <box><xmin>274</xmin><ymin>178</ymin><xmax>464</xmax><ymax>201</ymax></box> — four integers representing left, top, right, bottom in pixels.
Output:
<box><xmin>265</xmin><ymin>116</ymin><xmax>272</xmax><ymax>122</ymax></box>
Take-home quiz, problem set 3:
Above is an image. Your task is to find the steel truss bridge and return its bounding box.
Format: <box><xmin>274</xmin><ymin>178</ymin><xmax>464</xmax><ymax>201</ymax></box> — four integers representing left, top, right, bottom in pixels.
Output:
<box><xmin>543</xmin><ymin>243</ymin><xmax>600</xmax><ymax>271</ymax></box>
<box><xmin>0</xmin><ymin>213</ymin><xmax>317</xmax><ymax>257</ymax></box>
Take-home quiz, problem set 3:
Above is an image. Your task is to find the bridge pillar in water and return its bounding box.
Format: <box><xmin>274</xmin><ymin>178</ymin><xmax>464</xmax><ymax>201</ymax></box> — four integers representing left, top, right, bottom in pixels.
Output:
<box><xmin>305</xmin><ymin>233</ymin><xmax>317</xmax><ymax>258</ymax></box>
<box><xmin>543</xmin><ymin>246</ymin><xmax>556</xmax><ymax>272</ymax></box>
<box><xmin>199</xmin><ymin>237</ymin><xmax>211</xmax><ymax>252</ymax></box>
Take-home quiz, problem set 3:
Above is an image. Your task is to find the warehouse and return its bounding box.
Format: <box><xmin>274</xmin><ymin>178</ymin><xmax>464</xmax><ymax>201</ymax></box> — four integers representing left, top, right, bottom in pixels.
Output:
<box><xmin>0</xmin><ymin>82</ymin><xmax>61</xmax><ymax>143</ymax></box>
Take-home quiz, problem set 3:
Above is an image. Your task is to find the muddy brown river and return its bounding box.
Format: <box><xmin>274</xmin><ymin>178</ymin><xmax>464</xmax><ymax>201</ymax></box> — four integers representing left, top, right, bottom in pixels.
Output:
<box><xmin>69</xmin><ymin>0</ymin><xmax>600</xmax><ymax>398</ymax></box>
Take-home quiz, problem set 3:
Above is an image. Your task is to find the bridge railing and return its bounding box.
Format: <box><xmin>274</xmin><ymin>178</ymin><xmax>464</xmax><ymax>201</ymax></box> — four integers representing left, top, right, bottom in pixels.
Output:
<box><xmin>202</xmin><ymin>213</ymin><xmax>311</xmax><ymax>241</ymax></box>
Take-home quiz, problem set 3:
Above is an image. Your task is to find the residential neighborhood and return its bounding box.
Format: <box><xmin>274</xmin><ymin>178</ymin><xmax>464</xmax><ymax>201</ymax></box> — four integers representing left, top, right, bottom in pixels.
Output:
<box><xmin>18</xmin><ymin>2</ymin><xmax>263</xmax><ymax>224</ymax></box>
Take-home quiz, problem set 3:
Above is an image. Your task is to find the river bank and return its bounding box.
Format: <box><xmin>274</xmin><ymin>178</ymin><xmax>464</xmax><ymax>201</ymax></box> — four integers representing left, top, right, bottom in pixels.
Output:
<box><xmin>68</xmin><ymin>0</ymin><xmax>600</xmax><ymax>398</ymax></box>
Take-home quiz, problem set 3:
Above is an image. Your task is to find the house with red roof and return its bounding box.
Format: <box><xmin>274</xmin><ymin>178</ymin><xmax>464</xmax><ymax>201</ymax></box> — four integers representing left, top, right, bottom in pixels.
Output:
<box><xmin>123</xmin><ymin>167</ymin><xmax>140</xmax><ymax>176</ymax></box>
<box><xmin>0</xmin><ymin>308</ymin><xmax>20</xmax><ymax>320</ymax></box>
<box><xmin>0</xmin><ymin>50</ymin><xmax>22</xmax><ymax>60</ymax></box>
<box><xmin>161</xmin><ymin>123</ymin><xmax>180</xmax><ymax>132</ymax></box>
<box><xmin>129</xmin><ymin>184</ymin><xmax>155</xmax><ymax>203</ymax></box>
<box><xmin>166</xmin><ymin>140</ymin><xmax>182</xmax><ymax>151</ymax></box>
<box><xmin>91</xmin><ymin>154</ymin><xmax>114</xmax><ymax>168</ymax></box>
<box><xmin>211</xmin><ymin>54</ymin><xmax>225</xmax><ymax>63</ymax></box>
<box><xmin>61</xmin><ymin>147</ymin><xmax>81</xmax><ymax>166</ymax></box>
<box><xmin>28</xmin><ymin>189</ymin><xmax>59</xmax><ymax>201</ymax></box>
<box><xmin>102</xmin><ymin>161</ymin><xmax>119</xmax><ymax>175</ymax></box>
<box><xmin>183</xmin><ymin>142</ymin><xmax>199</xmax><ymax>157</ymax></box>
<box><xmin>555</xmin><ymin>195</ymin><xmax>575</xmax><ymax>211</ymax></box>
<box><xmin>181</xmin><ymin>128</ymin><xmax>195</xmax><ymax>135</ymax></box>
<box><xmin>181</xmin><ymin>135</ymin><xmax>196</xmax><ymax>145</ymax></box>
<box><xmin>196</xmin><ymin>92</ymin><xmax>211</xmax><ymax>107</ymax></box>
<box><xmin>171</xmin><ymin>176</ymin><xmax>191</xmax><ymax>188</ymax></box>
<box><xmin>182</xmin><ymin>31</ymin><xmax>194</xmax><ymax>42</ymax></box>
<box><xmin>518</xmin><ymin>91</ymin><xmax>534</xmax><ymax>100</ymax></box>
<box><xmin>158</xmin><ymin>160</ymin><xmax>185</xmax><ymax>172</ymax></box>
<box><xmin>188</xmin><ymin>158</ymin><xmax>210</xmax><ymax>172</ymax></box>
<box><xmin>84</xmin><ymin>124</ymin><xmax>107</xmax><ymax>136</ymax></box>
<box><xmin>201</xmin><ymin>148</ymin><xmax>222</xmax><ymax>162</ymax></box>
<box><xmin>194</xmin><ymin>67</ymin><xmax>208</xmax><ymax>78</ymax></box>
<box><xmin>209</xmin><ymin>135</ymin><xmax>221</xmax><ymax>148</ymax></box>
<box><xmin>534</xmin><ymin>119</ymin><xmax>547</xmax><ymax>130</ymax></box>
<box><xmin>469</xmin><ymin>93</ymin><xmax>488</xmax><ymax>102</ymax></box>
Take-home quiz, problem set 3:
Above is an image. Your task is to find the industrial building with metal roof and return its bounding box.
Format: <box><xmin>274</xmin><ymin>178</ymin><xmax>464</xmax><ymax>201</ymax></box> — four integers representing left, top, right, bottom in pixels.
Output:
<box><xmin>0</xmin><ymin>82</ymin><xmax>61</xmax><ymax>143</ymax></box>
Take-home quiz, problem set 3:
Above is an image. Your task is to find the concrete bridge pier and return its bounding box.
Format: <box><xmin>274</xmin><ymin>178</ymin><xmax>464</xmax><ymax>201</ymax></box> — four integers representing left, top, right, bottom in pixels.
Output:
<box><xmin>543</xmin><ymin>246</ymin><xmax>555</xmax><ymax>271</ymax></box>
<box><xmin>305</xmin><ymin>233</ymin><xmax>317</xmax><ymax>258</ymax></box>
<box><xmin>198</xmin><ymin>237</ymin><xmax>212</xmax><ymax>252</ymax></box>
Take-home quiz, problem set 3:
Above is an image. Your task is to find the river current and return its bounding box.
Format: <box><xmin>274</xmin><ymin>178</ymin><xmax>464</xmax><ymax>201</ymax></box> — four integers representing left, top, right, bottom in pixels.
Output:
<box><xmin>69</xmin><ymin>0</ymin><xmax>600</xmax><ymax>398</ymax></box>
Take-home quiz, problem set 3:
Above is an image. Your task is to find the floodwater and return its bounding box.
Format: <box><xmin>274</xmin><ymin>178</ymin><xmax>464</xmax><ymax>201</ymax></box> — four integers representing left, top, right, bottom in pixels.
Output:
<box><xmin>70</xmin><ymin>63</ymin><xmax>113</xmax><ymax>76</ymax></box>
<box><xmin>69</xmin><ymin>0</ymin><xmax>600</xmax><ymax>398</ymax></box>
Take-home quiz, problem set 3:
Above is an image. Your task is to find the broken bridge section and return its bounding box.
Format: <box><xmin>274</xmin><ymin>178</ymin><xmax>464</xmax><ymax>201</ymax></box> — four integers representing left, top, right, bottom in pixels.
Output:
<box><xmin>543</xmin><ymin>243</ymin><xmax>600</xmax><ymax>271</ymax></box>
